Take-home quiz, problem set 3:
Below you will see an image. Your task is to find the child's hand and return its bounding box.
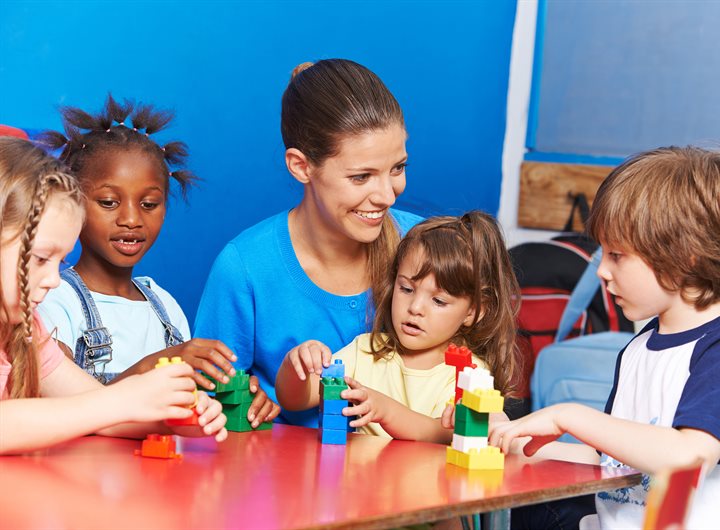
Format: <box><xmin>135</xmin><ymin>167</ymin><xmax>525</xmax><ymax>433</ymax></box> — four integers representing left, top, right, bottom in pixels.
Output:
<box><xmin>246</xmin><ymin>376</ymin><xmax>281</xmax><ymax>428</ymax></box>
<box><xmin>113</xmin><ymin>361</ymin><xmax>198</xmax><ymax>423</ymax></box>
<box><xmin>284</xmin><ymin>340</ymin><xmax>332</xmax><ymax>381</ymax></box>
<box><xmin>489</xmin><ymin>405</ymin><xmax>565</xmax><ymax>456</ymax></box>
<box><xmin>441</xmin><ymin>402</ymin><xmax>456</xmax><ymax>429</ymax></box>
<box><xmin>161</xmin><ymin>339</ymin><xmax>237</xmax><ymax>390</ymax></box>
<box><xmin>342</xmin><ymin>376</ymin><xmax>388</xmax><ymax>428</ymax></box>
<box><xmin>169</xmin><ymin>392</ymin><xmax>228</xmax><ymax>442</ymax></box>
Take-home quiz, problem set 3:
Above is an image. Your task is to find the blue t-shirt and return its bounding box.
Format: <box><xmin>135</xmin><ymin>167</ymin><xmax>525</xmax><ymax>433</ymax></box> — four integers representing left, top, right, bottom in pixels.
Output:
<box><xmin>194</xmin><ymin>208</ymin><xmax>423</xmax><ymax>426</ymax></box>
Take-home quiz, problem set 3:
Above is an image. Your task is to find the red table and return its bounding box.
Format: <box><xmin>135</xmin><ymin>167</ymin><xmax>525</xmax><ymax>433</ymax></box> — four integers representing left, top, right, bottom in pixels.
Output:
<box><xmin>0</xmin><ymin>425</ymin><xmax>640</xmax><ymax>529</ymax></box>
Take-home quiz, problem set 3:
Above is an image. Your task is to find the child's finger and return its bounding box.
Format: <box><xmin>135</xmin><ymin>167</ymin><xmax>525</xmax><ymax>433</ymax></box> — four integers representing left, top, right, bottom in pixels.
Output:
<box><xmin>249</xmin><ymin>399</ymin><xmax>274</xmax><ymax>427</ymax></box>
<box><xmin>310</xmin><ymin>344</ymin><xmax>325</xmax><ymax>376</ymax></box>
<box><xmin>321</xmin><ymin>345</ymin><xmax>333</xmax><ymax>368</ymax></box>
<box><xmin>214</xmin><ymin>427</ymin><xmax>229</xmax><ymax>442</ymax></box>
<box><xmin>289</xmin><ymin>350</ymin><xmax>308</xmax><ymax>380</ymax></box>
<box><xmin>440</xmin><ymin>403</ymin><xmax>455</xmax><ymax>429</ymax></box>
<box><xmin>298</xmin><ymin>345</ymin><xmax>317</xmax><ymax>374</ymax></box>
<box><xmin>200</xmin><ymin>349</ymin><xmax>236</xmax><ymax>378</ymax></box>
<box><xmin>248</xmin><ymin>375</ymin><xmax>259</xmax><ymax>393</ymax></box>
<box><xmin>194</xmin><ymin>360</ymin><xmax>229</xmax><ymax>386</ymax></box>
<box><xmin>192</xmin><ymin>371</ymin><xmax>216</xmax><ymax>390</ymax></box>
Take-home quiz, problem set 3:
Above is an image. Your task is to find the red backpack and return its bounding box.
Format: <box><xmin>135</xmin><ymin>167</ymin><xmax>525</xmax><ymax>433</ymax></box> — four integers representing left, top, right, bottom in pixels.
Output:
<box><xmin>508</xmin><ymin>234</ymin><xmax>633</xmax><ymax>416</ymax></box>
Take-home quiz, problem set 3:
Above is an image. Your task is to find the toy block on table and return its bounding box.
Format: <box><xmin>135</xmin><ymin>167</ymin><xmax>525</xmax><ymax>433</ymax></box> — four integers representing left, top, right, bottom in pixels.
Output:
<box><xmin>446</xmin><ymin>446</ymin><xmax>503</xmax><ymax>470</ymax></box>
<box><xmin>206</xmin><ymin>370</ymin><xmax>273</xmax><ymax>432</ymax></box>
<box><xmin>445</xmin><ymin>343</ymin><xmax>477</xmax><ymax>403</ymax></box>
<box><xmin>319</xmin><ymin>360</ymin><xmax>348</xmax><ymax>445</ymax></box>
<box><xmin>156</xmin><ymin>356</ymin><xmax>200</xmax><ymax>427</ymax></box>
<box><xmin>445</xmin><ymin>361</ymin><xmax>505</xmax><ymax>470</ymax></box>
<box><xmin>134</xmin><ymin>434</ymin><xmax>182</xmax><ymax>459</ymax></box>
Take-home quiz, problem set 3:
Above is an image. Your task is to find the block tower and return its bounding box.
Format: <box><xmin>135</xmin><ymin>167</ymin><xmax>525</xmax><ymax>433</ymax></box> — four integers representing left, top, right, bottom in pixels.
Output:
<box><xmin>318</xmin><ymin>359</ymin><xmax>348</xmax><ymax>445</ymax></box>
<box><xmin>445</xmin><ymin>346</ymin><xmax>505</xmax><ymax>470</ymax></box>
<box><xmin>210</xmin><ymin>370</ymin><xmax>273</xmax><ymax>432</ymax></box>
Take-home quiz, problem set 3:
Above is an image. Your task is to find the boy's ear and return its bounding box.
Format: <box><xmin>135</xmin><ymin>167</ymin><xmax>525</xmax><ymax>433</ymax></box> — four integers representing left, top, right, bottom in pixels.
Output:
<box><xmin>285</xmin><ymin>148</ymin><xmax>312</xmax><ymax>184</ymax></box>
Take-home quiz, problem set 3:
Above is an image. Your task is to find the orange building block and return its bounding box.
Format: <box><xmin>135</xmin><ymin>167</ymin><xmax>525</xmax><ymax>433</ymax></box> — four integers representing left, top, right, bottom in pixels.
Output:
<box><xmin>134</xmin><ymin>434</ymin><xmax>182</xmax><ymax>459</ymax></box>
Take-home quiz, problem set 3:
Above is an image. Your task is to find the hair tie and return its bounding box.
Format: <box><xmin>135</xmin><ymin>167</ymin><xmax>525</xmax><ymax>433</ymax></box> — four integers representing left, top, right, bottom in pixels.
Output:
<box><xmin>105</xmin><ymin>128</ymin><xmax>111</xmax><ymax>133</ymax></box>
<box><xmin>132</xmin><ymin>127</ymin><xmax>138</xmax><ymax>132</ymax></box>
<box><xmin>118</xmin><ymin>122</ymin><xmax>125</xmax><ymax>126</ymax></box>
<box><xmin>82</xmin><ymin>143</ymin><xmax>86</xmax><ymax>149</ymax></box>
<box><xmin>145</xmin><ymin>132</ymin><xmax>149</xmax><ymax>137</ymax></box>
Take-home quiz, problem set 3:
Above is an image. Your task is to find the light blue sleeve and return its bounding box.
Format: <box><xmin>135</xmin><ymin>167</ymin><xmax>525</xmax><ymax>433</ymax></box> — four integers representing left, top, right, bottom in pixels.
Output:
<box><xmin>194</xmin><ymin>242</ymin><xmax>255</xmax><ymax>370</ymax></box>
<box><xmin>147</xmin><ymin>279</ymin><xmax>192</xmax><ymax>342</ymax></box>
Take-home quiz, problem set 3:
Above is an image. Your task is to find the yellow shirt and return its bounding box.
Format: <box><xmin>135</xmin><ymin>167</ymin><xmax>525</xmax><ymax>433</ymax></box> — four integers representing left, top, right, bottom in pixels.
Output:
<box><xmin>333</xmin><ymin>333</ymin><xmax>484</xmax><ymax>438</ymax></box>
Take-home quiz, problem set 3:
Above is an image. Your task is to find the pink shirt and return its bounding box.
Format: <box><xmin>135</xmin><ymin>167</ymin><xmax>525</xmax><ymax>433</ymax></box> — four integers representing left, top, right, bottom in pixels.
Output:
<box><xmin>0</xmin><ymin>312</ymin><xmax>65</xmax><ymax>400</ymax></box>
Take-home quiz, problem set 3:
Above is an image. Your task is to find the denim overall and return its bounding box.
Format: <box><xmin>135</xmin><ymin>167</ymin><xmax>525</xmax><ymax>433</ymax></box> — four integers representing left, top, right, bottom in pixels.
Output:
<box><xmin>60</xmin><ymin>268</ymin><xmax>185</xmax><ymax>384</ymax></box>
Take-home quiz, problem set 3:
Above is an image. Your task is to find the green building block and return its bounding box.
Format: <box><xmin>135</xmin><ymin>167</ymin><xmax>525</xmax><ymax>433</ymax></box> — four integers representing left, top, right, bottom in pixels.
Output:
<box><xmin>454</xmin><ymin>403</ymin><xmax>489</xmax><ymax>437</ymax></box>
<box><xmin>320</xmin><ymin>377</ymin><xmax>347</xmax><ymax>400</ymax></box>
<box><xmin>215</xmin><ymin>389</ymin><xmax>254</xmax><ymax>405</ymax></box>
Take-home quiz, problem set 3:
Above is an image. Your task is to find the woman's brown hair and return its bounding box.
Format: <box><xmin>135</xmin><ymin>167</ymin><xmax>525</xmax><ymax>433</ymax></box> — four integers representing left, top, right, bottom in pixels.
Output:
<box><xmin>369</xmin><ymin>211</ymin><xmax>520</xmax><ymax>394</ymax></box>
<box><xmin>281</xmin><ymin>59</ymin><xmax>405</xmax><ymax>303</ymax></box>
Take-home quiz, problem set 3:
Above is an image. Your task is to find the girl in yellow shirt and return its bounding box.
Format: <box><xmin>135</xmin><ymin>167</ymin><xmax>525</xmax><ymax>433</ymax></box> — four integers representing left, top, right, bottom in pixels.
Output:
<box><xmin>275</xmin><ymin>211</ymin><xmax>519</xmax><ymax>443</ymax></box>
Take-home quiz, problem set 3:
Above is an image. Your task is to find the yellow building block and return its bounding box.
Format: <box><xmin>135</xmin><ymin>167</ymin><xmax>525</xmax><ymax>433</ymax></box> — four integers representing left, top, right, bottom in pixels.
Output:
<box><xmin>446</xmin><ymin>446</ymin><xmax>505</xmax><ymax>470</ymax></box>
<box><xmin>460</xmin><ymin>388</ymin><xmax>504</xmax><ymax>413</ymax></box>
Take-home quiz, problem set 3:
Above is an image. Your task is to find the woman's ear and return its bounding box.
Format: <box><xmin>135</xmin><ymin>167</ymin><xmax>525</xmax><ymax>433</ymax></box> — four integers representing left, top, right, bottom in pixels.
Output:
<box><xmin>285</xmin><ymin>148</ymin><xmax>312</xmax><ymax>184</ymax></box>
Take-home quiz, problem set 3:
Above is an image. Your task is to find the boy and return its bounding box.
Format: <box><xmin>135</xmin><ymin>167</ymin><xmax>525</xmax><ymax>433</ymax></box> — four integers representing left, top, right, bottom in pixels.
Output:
<box><xmin>490</xmin><ymin>146</ymin><xmax>720</xmax><ymax>529</ymax></box>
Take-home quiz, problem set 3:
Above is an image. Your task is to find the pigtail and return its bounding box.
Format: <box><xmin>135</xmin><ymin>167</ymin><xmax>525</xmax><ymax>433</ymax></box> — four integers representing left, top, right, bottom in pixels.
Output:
<box><xmin>40</xmin><ymin>94</ymin><xmax>199</xmax><ymax>199</ymax></box>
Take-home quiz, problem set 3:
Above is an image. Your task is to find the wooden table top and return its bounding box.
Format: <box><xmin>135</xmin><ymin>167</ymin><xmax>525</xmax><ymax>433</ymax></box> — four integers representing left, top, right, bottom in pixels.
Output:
<box><xmin>0</xmin><ymin>425</ymin><xmax>641</xmax><ymax>529</ymax></box>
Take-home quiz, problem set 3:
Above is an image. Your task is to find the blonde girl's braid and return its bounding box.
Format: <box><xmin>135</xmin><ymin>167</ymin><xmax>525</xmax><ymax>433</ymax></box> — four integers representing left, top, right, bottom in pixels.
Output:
<box><xmin>10</xmin><ymin>173</ymin><xmax>56</xmax><ymax>398</ymax></box>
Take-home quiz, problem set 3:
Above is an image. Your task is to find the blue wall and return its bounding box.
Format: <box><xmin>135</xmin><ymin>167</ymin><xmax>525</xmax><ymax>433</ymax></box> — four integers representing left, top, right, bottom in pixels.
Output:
<box><xmin>0</xmin><ymin>0</ymin><xmax>517</xmax><ymax>324</ymax></box>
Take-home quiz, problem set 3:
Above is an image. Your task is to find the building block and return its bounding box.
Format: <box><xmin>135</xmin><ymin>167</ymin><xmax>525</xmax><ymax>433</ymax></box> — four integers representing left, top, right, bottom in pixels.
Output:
<box><xmin>454</xmin><ymin>403</ymin><xmax>489</xmax><ymax>437</ymax></box>
<box><xmin>451</xmin><ymin>433</ymin><xmax>488</xmax><ymax>453</ymax></box>
<box><xmin>320</xmin><ymin>399</ymin><xmax>348</xmax><ymax>415</ymax></box>
<box><xmin>460</xmin><ymin>388</ymin><xmax>504</xmax><ymax>413</ymax></box>
<box><xmin>156</xmin><ymin>357</ymin><xmax>200</xmax><ymax>427</ymax></box>
<box><xmin>214</xmin><ymin>388</ymin><xmax>254</xmax><ymax>405</ymax></box>
<box><xmin>444</xmin><ymin>343</ymin><xmax>477</xmax><ymax>403</ymax></box>
<box><xmin>134</xmin><ymin>434</ymin><xmax>182</xmax><ymax>459</ymax></box>
<box><xmin>319</xmin><ymin>429</ymin><xmax>347</xmax><ymax>445</ymax></box>
<box><xmin>319</xmin><ymin>413</ymin><xmax>348</xmax><ymax>431</ymax></box>
<box><xmin>321</xmin><ymin>359</ymin><xmax>345</xmax><ymax>379</ymax></box>
<box><xmin>223</xmin><ymin>403</ymin><xmax>272</xmax><ymax>432</ymax></box>
<box><xmin>320</xmin><ymin>377</ymin><xmax>347</xmax><ymax>400</ymax></box>
<box><xmin>446</xmin><ymin>446</ymin><xmax>504</xmax><ymax>470</ymax></box>
<box><xmin>457</xmin><ymin>366</ymin><xmax>495</xmax><ymax>393</ymax></box>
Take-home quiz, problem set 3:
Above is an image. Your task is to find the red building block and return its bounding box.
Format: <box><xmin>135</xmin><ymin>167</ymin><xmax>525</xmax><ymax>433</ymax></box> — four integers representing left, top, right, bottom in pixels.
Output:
<box><xmin>134</xmin><ymin>434</ymin><xmax>182</xmax><ymax>459</ymax></box>
<box><xmin>444</xmin><ymin>343</ymin><xmax>477</xmax><ymax>403</ymax></box>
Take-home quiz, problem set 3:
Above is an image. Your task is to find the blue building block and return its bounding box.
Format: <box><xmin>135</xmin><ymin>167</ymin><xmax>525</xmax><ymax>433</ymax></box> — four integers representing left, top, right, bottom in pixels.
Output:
<box><xmin>320</xmin><ymin>413</ymin><xmax>348</xmax><ymax>431</ymax></box>
<box><xmin>321</xmin><ymin>359</ymin><xmax>345</xmax><ymax>379</ymax></box>
<box><xmin>319</xmin><ymin>399</ymin><xmax>347</xmax><ymax>415</ymax></box>
<box><xmin>319</xmin><ymin>428</ymin><xmax>347</xmax><ymax>445</ymax></box>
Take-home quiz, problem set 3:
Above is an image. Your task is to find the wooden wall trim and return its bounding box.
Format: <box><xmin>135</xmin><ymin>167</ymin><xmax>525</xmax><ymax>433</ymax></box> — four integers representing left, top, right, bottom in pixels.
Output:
<box><xmin>518</xmin><ymin>161</ymin><xmax>614</xmax><ymax>231</ymax></box>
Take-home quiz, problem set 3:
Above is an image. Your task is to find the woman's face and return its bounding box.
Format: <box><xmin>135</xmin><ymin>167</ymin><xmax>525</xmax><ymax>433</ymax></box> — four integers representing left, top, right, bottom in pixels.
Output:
<box><xmin>305</xmin><ymin>123</ymin><xmax>407</xmax><ymax>244</ymax></box>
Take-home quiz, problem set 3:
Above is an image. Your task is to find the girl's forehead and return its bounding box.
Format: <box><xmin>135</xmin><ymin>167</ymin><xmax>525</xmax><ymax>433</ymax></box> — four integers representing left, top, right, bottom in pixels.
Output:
<box><xmin>80</xmin><ymin>148</ymin><xmax>167</xmax><ymax>189</ymax></box>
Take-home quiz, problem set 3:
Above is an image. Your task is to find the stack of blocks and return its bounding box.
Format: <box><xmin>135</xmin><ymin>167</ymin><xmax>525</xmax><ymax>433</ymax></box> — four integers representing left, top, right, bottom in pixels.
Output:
<box><xmin>209</xmin><ymin>370</ymin><xmax>273</xmax><ymax>432</ymax></box>
<box><xmin>446</xmin><ymin>352</ymin><xmax>505</xmax><ymax>470</ymax></box>
<box><xmin>319</xmin><ymin>360</ymin><xmax>348</xmax><ymax>445</ymax></box>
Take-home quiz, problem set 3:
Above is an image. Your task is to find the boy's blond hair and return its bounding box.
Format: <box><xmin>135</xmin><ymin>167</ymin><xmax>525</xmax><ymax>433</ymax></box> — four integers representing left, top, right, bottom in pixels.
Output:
<box><xmin>587</xmin><ymin>146</ymin><xmax>720</xmax><ymax>310</ymax></box>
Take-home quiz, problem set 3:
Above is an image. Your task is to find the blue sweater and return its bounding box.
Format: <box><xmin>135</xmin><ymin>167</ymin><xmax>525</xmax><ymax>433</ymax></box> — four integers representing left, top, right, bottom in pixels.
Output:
<box><xmin>194</xmin><ymin>209</ymin><xmax>423</xmax><ymax>426</ymax></box>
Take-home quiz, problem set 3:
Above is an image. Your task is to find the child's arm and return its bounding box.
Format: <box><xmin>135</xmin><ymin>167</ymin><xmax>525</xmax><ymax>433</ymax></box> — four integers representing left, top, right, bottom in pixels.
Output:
<box><xmin>275</xmin><ymin>340</ymin><xmax>332</xmax><ymax>410</ymax></box>
<box><xmin>440</xmin><ymin>401</ymin><xmax>599</xmax><ymax>464</ymax></box>
<box><xmin>489</xmin><ymin>403</ymin><xmax>720</xmax><ymax>473</ymax></box>
<box><xmin>0</xmin><ymin>357</ymin><xmax>226</xmax><ymax>455</ymax></box>
<box><xmin>112</xmin><ymin>338</ymin><xmax>238</xmax><ymax>390</ymax></box>
<box><xmin>344</xmin><ymin>377</ymin><xmax>452</xmax><ymax>444</ymax></box>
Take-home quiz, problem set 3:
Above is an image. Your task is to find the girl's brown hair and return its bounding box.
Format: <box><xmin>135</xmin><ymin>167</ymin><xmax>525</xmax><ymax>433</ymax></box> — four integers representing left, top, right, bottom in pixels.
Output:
<box><xmin>281</xmin><ymin>59</ymin><xmax>405</xmax><ymax>301</ymax></box>
<box><xmin>369</xmin><ymin>211</ymin><xmax>520</xmax><ymax>394</ymax></box>
<box><xmin>0</xmin><ymin>137</ymin><xmax>84</xmax><ymax>398</ymax></box>
<box><xmin>587</xmin><ymin>146</ymin><xmax>720</xmax><ymax>310</ymax></box>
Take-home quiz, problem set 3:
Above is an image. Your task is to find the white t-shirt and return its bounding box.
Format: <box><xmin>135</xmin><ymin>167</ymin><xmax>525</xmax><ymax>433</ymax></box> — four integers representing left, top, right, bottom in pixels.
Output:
<box><xmin>38</xmin><ymin>276</ymin><xmax>190</xmax><ymax>374</ymax></box>
<box><xmin>595</xmin><ymin>317</ymin><xmax>720</xmax><ymax>529</ymax></box>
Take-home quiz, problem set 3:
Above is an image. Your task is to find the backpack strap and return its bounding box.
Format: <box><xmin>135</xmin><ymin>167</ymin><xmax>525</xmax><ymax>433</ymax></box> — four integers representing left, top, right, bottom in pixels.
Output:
<box><xmin>60</xmin><ymin>268</ymin><xmax>115</xmax><ymax>382</ymax></box>
<box><xmin>132</xmin><ymin>278</ymin><xmax>185</xmax><ymax>347</ymax></box>
<box><xmin>555</xmin><ymin>248</ymin><xmax>603</xmax><ymax>342</ymax></box>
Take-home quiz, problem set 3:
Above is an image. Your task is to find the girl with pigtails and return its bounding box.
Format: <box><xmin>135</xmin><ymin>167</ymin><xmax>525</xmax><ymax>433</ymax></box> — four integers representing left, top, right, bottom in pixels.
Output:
<box><xmin>37</xmin><ymin>95</ymin><xmax>279</xmax><ymax>427</ymax></box>
<box><xmin>0</xmin><ymin>137</ymin><xmax>227</xmax><ymax>454</ymax></box>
